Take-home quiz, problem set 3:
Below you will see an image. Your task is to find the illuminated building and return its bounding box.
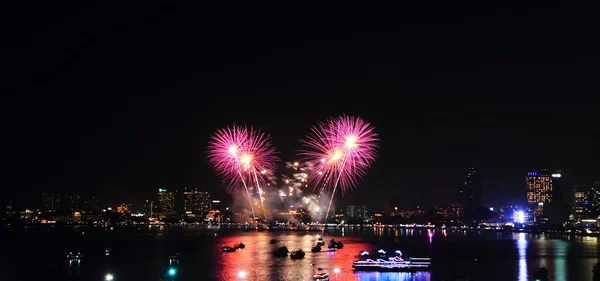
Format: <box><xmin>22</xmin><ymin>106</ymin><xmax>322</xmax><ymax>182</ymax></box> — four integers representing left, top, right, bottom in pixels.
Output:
<box><xmin>62</xmin><ymin>193</ymin><xmax>81</xmax><ymax>211</ymax></box>
<box><xmin>117</xmin><ymin>203</ymin><xmax>130</xmax><ymax>213</ymax></box>
<box><xmin>198</xmin><ymin>191</ymin><xmax>212</xmax><ymax>215</ymax></box>
<box><xmin>82</xmin><ymin>196</ymin><xmax>99</xmax><ymax>212</ymax></box>
<box><xmin>457</xmin><ymin>168</ymin><xmax>481</xmax><ymax>218</ymax></box>
<box><xmin>572</xmin><ymin>182</ymin><xmax>600</xmax><ymax>221</ymax></box>
<box><xmin>545</xmin><ymin>170</ymin><xmax>569</xmax><ymax>223</ymax></box>
<box><xmin>42</xmin><ymin>193</ymin><xmax>60</xmax><ymax>213</ymax></box>
<box><xmin>526</xmin><ymin>170</ymin><xmax>553</xmax><ymax>204</ymax></box>
<box><xmin>157</xmin><ymin>189</ymin><xmax>175</xmax><ymax>215</ymax></box>
<box><xmin>499</xmin><ymin>205</ymin><xmax>530</xmax><ymax>222</ymax></box>
<box><xmin>211</xmin><ymin>200</ymin><xmax>221</xmax><ymax>211</ymax></box>
<box><xmin>142</xmin><ymin>200</ymin><xmax>151</xmax><ymax>214</ymax></box>
<box><xmin>432</xmin><ymin>204</ymin><xmax>463</xmax><ymax>221</ymax></box>
<box><xmin>346</xmin><ymin>205</ymin><xmax>366</xmax><ymax>220</ymax></box>
<box><xmin>183</xmin><ymin>188</ymin><xmax>197</xmax><ymax>216</ymax></box>
<box><xmin>182</xmin><ymin>188</ymin><xmax>212</xmax><ymax>217</ymax></box>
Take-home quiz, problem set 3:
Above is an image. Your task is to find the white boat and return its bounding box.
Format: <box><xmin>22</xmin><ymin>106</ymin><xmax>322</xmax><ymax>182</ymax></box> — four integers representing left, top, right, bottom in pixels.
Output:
<box><xmin>353</xmin><ymin>257</ymin><xmax>431</xmax><ymax>271</ymax></box>
<box><xmin>352</xmin><ymin>250</ymin><xmax>431</xmax><ymax>272</ymax></box>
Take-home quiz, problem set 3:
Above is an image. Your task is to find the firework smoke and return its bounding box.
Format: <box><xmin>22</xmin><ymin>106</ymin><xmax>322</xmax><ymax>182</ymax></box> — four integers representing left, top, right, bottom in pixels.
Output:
<box><xmin>207</xmin><ymin>124</ymin><xmax>279</xmax><ymax>221</ymax></box>
<box><xmin>301</xmin><ymin>115</ymin><xmax>379</xmax><ymax>221</ymax></box>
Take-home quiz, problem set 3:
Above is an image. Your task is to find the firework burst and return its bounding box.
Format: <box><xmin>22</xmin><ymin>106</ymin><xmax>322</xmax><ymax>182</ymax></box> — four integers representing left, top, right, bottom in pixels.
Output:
<box><xmin>207</xmin><ymin>124</ymin><xmax>279</xmax><ymax>220</ymax></box>
<box><xmin>300</xmin><ymin>115</ymin><xmax>378</xmax><ymax>220</ymax></box>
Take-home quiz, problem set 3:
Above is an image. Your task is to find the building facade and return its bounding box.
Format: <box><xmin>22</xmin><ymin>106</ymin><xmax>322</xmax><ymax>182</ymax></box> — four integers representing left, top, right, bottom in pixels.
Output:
<box><xmin>457</xmin><ymin>168</ymin><xmax>482</xmax><ymax>218</ymax></box>
<box><xmin>572</xmin><ymin>182</ymin><xmax>600</xmax><ymax>221</ymax></box>
<box><xmin>346</xmin><ymin>205</ymin><xmax>366</xmax><ymax>220</ymax></box>
<box><xmin>42</xmin><ymin>193</ymin><xmax>60</xmax><ymax>212</ymax></box>
<box><xmin>157</xmin><ymin>189</ymin><xmax>176</xmax><ymax>216</ymax></box>
<box><xmin>526</xmin><ymin>170</ymin><xmax>553</xmax><ymax>204</ymax></box>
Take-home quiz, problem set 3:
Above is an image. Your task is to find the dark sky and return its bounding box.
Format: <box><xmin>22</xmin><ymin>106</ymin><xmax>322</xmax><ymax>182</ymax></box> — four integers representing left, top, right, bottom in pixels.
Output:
<box><xmin>4</xmin><ymin>3</ymin><xmax>600</xmax><ymax>209</ymax></box>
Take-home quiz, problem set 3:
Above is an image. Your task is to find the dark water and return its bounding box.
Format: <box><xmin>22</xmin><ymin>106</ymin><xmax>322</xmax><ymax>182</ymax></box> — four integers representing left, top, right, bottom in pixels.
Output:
<box><xmin>1</xmin><ymin>226</ymin><xmax>598</xmax><ymax>280</ymax></box>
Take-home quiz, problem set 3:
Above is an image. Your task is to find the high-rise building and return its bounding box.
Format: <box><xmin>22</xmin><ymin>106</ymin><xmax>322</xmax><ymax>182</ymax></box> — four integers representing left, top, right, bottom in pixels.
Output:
<box><xmin>183</xmin><ymin>188</ymin><xmax>197</xmax><ymax>216</ymax></box>
<box><xmin>211</xmin><ymin>200</ymin><xmax>221</xmax><ymax>211</ymax></box>
<box><xmin>545</xmin><ymin>170</ymin><xmax>569</xmax><ymax>223</ymax></box>
<box><xmin>526</xmin><ymin>170</ymin><xmax>553</xmax><ymax>204</ymax></box>
<box><xmin>142</xmin><ymin>200</ymin><xmax>152</xmax><ymax>215</ymax></box>
<box><xmin>571</xmin><ymin>182</ymin><xmax>600</xmax><ymax>221</ymax></box>
<box><xmin>183</xmin><ymin>188</ymin><xmax>211</xmax><ymax>217</ymax></box>
<box><xmin>346</xmin><ymin>205</ymin><xmax>366</xmax><ymax>220</ymax></box>
<box><xmin>42</xmin><ymin>193</ymin><xmax>60</xmax><ymax>212</ymax></box>
<box><xmin>82</xmin><ymin>196</ymin><xmax>99</xmax><ymax>212</ymax></box>
<box><xmin>457</xmin><ymin>168</ymin><xmax>482</xmax><ymax>218</ymax></box>
<box><xmin>573</xmin><ymin>185</ymin><xmax>591</xmax><ymax>220</ymax></box>
<box><xmin>62</xmin><ymin>193</ymin><xmax>81</xmax><ymax>211</ymax></box>
<box><xmin>198</xmin><ymin>191</ymin><xmax>212</xmax><ymax>215</ymax></box>
<box><xmin>383</xmin><ymin>200</ymin><xmax>391</xmax><ymax>214</ymax></box>
<box><xmin>157</xmin><ymin>189</ymin><xmax>175</xmax><ymax>215</ymax></box>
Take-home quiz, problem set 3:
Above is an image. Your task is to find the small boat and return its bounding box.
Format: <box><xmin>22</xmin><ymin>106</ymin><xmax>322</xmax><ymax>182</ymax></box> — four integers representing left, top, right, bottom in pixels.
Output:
<box><xmin>273</xmin><ymin>246</ymin><xmax>289</xmax><ymax>257</ymax></box>
<box><xmin>269</xmin><ymin>239</ymin><xmax>277</xmax><ymax>244</ymax></box>
<box><xmin>311</xmin><ymin>245</ymin><xmax>322</xmax><ymax>252</ymax></box>
<box><xmin>317</xmin><ymin>236</ymin><xmax>325</xmax><ymax>246</ymax></box>
<box><xmin>234</xmin><ymin>242</ymin><xmax>245</xmax><ymax>249</ymax></box>
<box><xmin>67</xmin><ymin>252</ymin><xmax>83</xmax><ymax>260</ymax></box>
<box><xmin>222</xmin><ymin>246</ymin><xmax>237</xmax><ymax>252</ymax></box>
<box><xmin>312</xmin><ymin>266</ymin><xmax>330</xmax><ymax>280</ymax></box>
<box><xmin>290</xmin><ymin>249</ymin><xmax>305</xmax><ymax>259</ymax></box>
<box><xmin>352</xmin><ymin>250</ymin><xmax>431</xmax><ymax>272</ymax></box>
<box><xmin>328</xmin><ymin>240</ymin><xmax>344</xmax><ymax>249</ymax></box>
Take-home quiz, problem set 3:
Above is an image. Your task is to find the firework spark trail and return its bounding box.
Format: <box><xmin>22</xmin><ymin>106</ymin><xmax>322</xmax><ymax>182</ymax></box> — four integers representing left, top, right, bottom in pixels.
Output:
<box><xmin>238</xmin><ymin>169</ymin><xmax>256</xmax><ymax>218</ymax></box>
<box><xmin>252</xmin><ymin>169</ymin><xmax>268</xmax><ymax>221</ymax></box>
<box><xmin>301</xmin><ymin>115</ymin><xmax>378</xmax><ymax>222</ymax></box>
<box><xmin>208</xmin><ymin>124</ymin><xmax>279</xmax><ymax>221</ymax></box>
<box><xmin>325</xmin><ymin>155</ymin><xmax>348</xmax><ymax>220</ymax></box>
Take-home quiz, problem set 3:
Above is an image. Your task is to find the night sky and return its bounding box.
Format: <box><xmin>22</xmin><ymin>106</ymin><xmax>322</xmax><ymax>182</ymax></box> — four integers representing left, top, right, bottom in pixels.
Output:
<box><xmin>5</xmin><ymin>3</ymin><xmax>600</xmax><ymax>209</ymax></box>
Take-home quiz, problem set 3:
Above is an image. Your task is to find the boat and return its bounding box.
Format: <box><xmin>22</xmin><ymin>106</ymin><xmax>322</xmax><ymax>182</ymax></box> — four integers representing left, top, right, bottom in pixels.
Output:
<box><xmin>269</xmin><ymin>239</ymin><xmax>277</xmax><ymax>244</ymax></box>
<box><xmin>313</xmin><ymin>272</ymin><xmax>330</xmax><ymax>280</ymax></box>
<box><xmin>234</xmin><ymin>242</ymin><xmax>245</xmax><ymax>249</ymax></box>
<box><xmin>222</xmin><ymin>246</ymin><xmax>237</xmax><ymax>252</ymax></box>
<box><xmin>273</xmin><ymin>246</ymin><xmax>289</xmax><ymax>257</ymax></box>
<box><xmin>312</xmin><ymin>265</ymin><xmax>330</xmax><ymax>280</ymax></box>
<box><xmin>290</xmin><ymin>249</ymin><xmax>305</xmax><ymax>259</ymax></box>
<box><xmin>67</xmin><ymin>252</ymin><xmax>83</xmax><ymax>260</ymax></box>
<box><xmin>353</xmin><ymin>257</ymin><xmax>431</xmax><ymax>272</ymax></box>
<box><xmin>352</xmin><ymin>250</ymin><xmax>431</xmax><ymax>272</ymax></box>
<box><xmin>328</xmin><ymin>240</ymin><xmax>344</xmax><ymax>249</ymax></box>
<box><xmin>311</xmin><ymin>245</ymin><xmax>322</xmax><ymax>252</ymax></box>
<box><xmin>317</xmin><ymin>236</ymin><xmax>325</xmax><ymax>245</ymax></box>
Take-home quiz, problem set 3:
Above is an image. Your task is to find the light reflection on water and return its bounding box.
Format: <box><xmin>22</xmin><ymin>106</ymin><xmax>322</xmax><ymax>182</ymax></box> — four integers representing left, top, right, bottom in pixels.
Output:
<box><xmin>517</xmin><ymin>232</ymin><xmax>528</xmax><ymax>281</ymax></box>
<box><xmin>2</xmin><ymin>227</ymin><xmax>600</xmax><ymax>280</ymax></box>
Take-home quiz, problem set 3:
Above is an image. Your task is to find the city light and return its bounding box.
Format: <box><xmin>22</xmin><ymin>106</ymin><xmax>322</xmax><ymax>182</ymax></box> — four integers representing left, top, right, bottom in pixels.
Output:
<box><xmin>514</xmin><ymin>210</ymin><xmax>525</xmax><ymax>223</ymax></box>
<box><xmin>168</xmin><ymin>268</ymin><xmax>177</xmax><ymax>276</ymax></box>
<box><xmin>105</xmin><ymin>274</ymin><xmax>114</xmax><ymax>281</ymax></box>
<box><xmin>552</xmin><ymin>173</ymin><xmax>561</xmax><ymax>178</ymax></box>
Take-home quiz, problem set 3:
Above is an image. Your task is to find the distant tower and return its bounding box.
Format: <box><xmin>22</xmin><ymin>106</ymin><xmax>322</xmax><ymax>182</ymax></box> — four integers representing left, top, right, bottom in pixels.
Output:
<box><xmin>457</xmin><ymin>168</ymin><xmax>482</xmax><ymax>218</ymax></box>
<box><xmin>42</xmin><ymin>193</ymin><xmax>60</xmax><ymax>213</ymax></box>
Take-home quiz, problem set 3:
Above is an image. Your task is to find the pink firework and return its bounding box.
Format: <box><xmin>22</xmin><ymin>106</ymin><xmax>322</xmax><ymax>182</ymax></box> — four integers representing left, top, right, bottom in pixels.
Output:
<box><xmin>301</xmin><ymin>115</ymin><xmax>379</xmax><ymax>195</ymax></box>
<box><xmin>207</xmin><ymin>125</ymin><xmax>279</xmax><ymax>194</ymax></box>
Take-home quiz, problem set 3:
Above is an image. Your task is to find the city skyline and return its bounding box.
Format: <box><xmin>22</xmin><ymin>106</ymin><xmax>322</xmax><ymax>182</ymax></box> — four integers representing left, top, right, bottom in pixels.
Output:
<box><xmin>5</xmin><ymin>167</ymin><xmax>600</xmax><ymax>214</ymax></box>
